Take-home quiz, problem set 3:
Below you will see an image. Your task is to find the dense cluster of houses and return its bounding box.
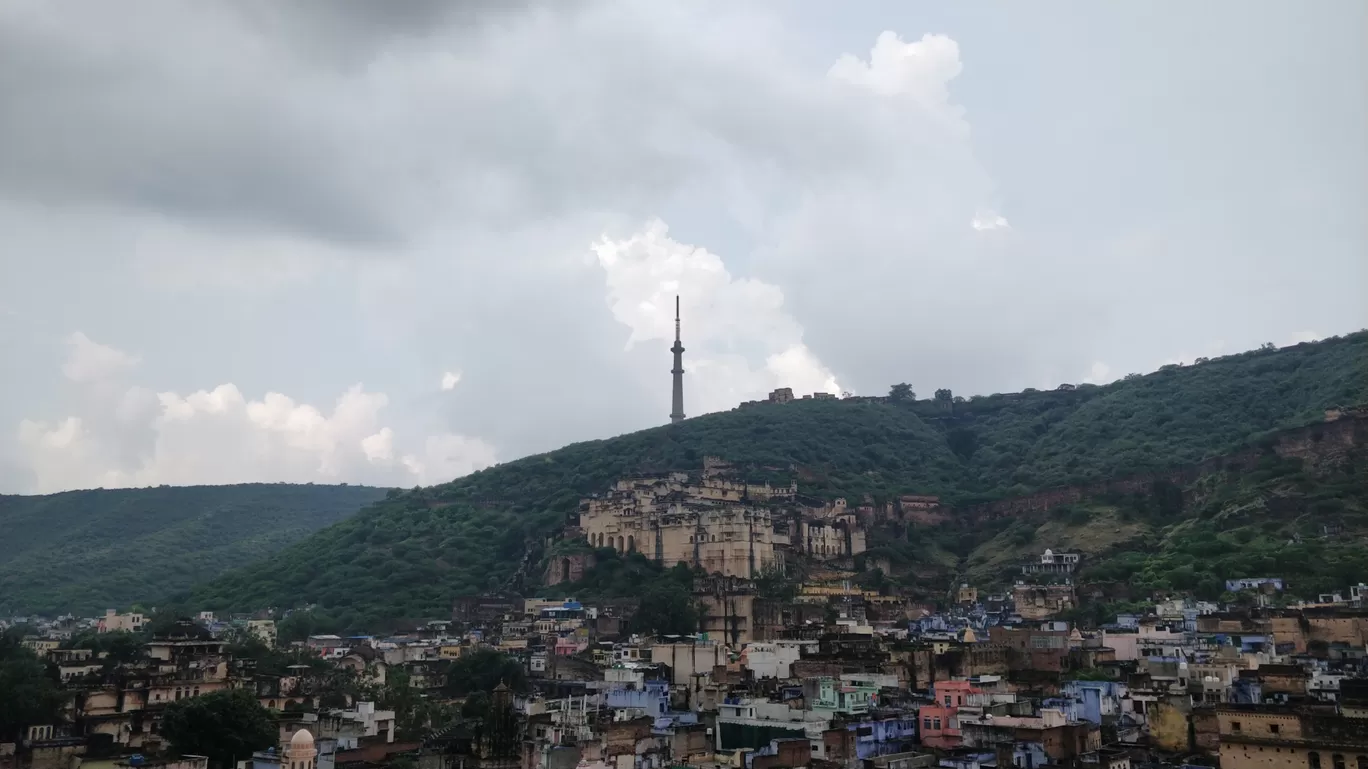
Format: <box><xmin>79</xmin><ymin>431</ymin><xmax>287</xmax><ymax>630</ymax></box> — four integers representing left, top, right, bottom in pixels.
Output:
<box><xmin>16</xmin><ymin>583</ymin><xmax>1368</xmax><ymax>769</ymax></box>
<box><xmin>2</xmin><ymin>612</ymin><xmax>403</xmax><ymax>769</ymax></box>
<box><xmin>6</xmin><ymin>572</ymin><xmax>1368</xmax><ymax>769</ymax></box>
<box><xmin>449</xmin><ymin>587</ymin><xmax>1368</xmax><ymax>769</ymax></box>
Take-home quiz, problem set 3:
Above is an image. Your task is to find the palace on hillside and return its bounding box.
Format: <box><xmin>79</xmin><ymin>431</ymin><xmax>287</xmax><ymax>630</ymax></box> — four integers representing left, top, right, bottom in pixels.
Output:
<box><xmin>577</xmin><ymin>457</ymin><xmax>867</xmax><ymax>578</ymax></box>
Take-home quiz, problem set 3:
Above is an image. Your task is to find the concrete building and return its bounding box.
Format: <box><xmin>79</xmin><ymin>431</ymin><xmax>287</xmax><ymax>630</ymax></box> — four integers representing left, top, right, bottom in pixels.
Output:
<box><xmin>1022</xmin><ymin>549</ymin><xmax>1081</xmax><ymax>575</ymax></box>
<box><xmin>97</xmin><ymin>610</ymin><xmax>147</xmax><ymax>634</ymax></box>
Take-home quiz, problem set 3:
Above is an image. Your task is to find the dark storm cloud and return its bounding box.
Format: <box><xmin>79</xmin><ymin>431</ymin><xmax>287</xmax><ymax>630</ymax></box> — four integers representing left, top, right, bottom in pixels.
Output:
<box><xmin>0</xmin><ymin>3</ymin><xmax>400</xmax><ymax>244</ymax></box>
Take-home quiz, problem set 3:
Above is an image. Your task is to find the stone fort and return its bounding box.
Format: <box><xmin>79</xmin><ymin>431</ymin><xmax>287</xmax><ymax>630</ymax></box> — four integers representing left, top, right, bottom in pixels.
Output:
<box><xmin>578</xmin><ymin>457</ymin><xmax>867</xmax><ymax>578</ymax></box>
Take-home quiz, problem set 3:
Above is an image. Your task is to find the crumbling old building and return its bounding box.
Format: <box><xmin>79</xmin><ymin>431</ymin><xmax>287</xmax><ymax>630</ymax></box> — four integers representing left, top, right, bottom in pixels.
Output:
<box><xmin>578</xmin><ymin>458</ymin><xmax>866</xmax><ymax>578</ymax></box>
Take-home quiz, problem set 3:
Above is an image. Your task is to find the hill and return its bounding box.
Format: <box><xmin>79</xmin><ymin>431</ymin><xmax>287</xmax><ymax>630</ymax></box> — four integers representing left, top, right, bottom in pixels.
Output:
<box><xmin>189</xmin><ymin>332</ymin><xmax>1368</xmax><ymax>630</ymax></box>
<box><xmin>963</xmin><ymin>415</ymin><xmax>1368</xmax><ymax>596</ymax></box>
<box><xmin>0</xmin><ymin>483</ymin><xmax>389</xmax><ymax>616</ymax></box>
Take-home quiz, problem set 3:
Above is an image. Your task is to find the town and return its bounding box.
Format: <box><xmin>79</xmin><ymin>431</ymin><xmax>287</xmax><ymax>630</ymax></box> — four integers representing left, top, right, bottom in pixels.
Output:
<box><xmin>5</xmin><ymin>456</ymin><xmax>1367</xmax><ymax>769</ymax></box>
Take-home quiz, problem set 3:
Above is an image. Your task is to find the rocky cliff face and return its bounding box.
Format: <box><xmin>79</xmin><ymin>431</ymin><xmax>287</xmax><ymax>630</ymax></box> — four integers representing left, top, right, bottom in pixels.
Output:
<box><xmin>963</xmin><ymin>411</ymin><xmax>1367</xmax><ymax>522</ymax></box>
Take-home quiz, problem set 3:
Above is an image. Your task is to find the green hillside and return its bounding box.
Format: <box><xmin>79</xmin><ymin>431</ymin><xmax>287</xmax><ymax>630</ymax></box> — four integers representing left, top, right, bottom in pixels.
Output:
<box><xmin>962</xmin><ymin>437</ymin><xmax>1368</xmax><ymax>597</ymax></box>
<box><xmin>190</xmin><ymin>333</ymin><xmax>1368</xmax><ymax>630</ymax></box>
<box><xmin>0</xmin><ymin>483</ymin><xmax>389</xmax><ymax>616</ymax></box>
<box><xmin>1079</xmin><ymin>446</ymin><xmax>1368</xmax><ymax>601</ymax></box>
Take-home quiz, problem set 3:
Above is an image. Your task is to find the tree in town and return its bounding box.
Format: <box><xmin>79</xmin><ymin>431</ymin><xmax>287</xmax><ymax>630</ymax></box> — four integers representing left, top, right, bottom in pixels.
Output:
<box><xmin>0</xmin><ymin>630</ymin><xmax>66</xmax><ymax>736</ymax></box>
<box><xmin>888</xmin><ymin>383</ymin><xmax>915</xmax><ymax>402</ymax></box>
<box><xmin>160</xmin><ymin>690</ymin><xmax>276</xmax><ymax>769</ymax></box>
<box><xmin>444</xmin><ymin>648</ymin><xmax>528</xmax><ymax>696</ymax></box>
<box><xmin>632</xmin><ymin>582</ymin><xmax>700</xmax><ymax>637</ymax></box>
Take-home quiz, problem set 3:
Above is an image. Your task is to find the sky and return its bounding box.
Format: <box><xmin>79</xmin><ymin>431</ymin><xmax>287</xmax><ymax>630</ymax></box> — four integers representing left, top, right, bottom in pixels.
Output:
<box><xmin>1</xmin><ymin>0</ymin><xmax>1364</xmax><ymax>494</ymax></box>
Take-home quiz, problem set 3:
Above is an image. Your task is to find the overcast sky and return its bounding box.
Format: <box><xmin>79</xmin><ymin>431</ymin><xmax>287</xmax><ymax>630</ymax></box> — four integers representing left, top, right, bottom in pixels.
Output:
<box><xmin>1</xmin><ymin>0</ymin><xmax>1364</xmax><ymax>494</ymax></box>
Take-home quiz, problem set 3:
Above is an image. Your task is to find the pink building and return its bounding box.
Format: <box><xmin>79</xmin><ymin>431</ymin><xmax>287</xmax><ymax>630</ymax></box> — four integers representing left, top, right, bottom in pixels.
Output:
<box><xmin>553</xmin><ymin>636</ymin><xmax>587</xmax><ymax>656</ymax></box>
<box><xmin>920</xmin><ymin>680</ymin><xmax>981</xmax><ymax>749</ymax></box>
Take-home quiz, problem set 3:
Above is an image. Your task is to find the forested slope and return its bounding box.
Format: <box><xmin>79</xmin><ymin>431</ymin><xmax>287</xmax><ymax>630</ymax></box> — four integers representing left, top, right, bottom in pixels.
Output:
<box><xmin>190</xmin><ymin>333</ymin><xmax>1368</xmax><ymax>629</ymax></box>
<box><xmin>0</xmin><ymin>483</ymin><xmax>388</xmax><ymax>615</ymax></box>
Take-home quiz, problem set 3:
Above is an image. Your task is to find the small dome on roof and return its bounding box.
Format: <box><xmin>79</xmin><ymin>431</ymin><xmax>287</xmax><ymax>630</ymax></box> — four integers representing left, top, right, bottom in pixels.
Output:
<box><xmin>290</xmin><ymin>729</ymin><xmax>315</xmax><ymax>748</ymax></box>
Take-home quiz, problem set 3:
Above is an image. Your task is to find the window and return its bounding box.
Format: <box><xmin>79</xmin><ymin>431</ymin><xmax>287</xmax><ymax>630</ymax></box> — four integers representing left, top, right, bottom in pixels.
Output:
<box><xmin>933</xmin><ymin>718</ymin><xmax>941</xmax><ymax>730</ymax></box>
<box><xmin>1270</xmin><ymin>724</ymin><xmax>1280</xmax><ymax>735</ymax></box>
<box><xmin>944</xmin><ymin>695</ymin><xmax>952</xmax><ymax>705</ymax></box>
<box><xmin>1232</xmin><ymin>721</ymin><xmax>1242</xmax><ymax>732</ymax></box>
<box><xmin>1357</xmin><ymin>758</ymin><xmax>1367</xmax><ymax>769</ymax></box>
<box><xmin>1332</xmin><ymin>755</ymin><xmax>1345</xmax><ymax>769</ymax></box>
<box><xmin>923</xmin><ymin>718</ymin><xmax>932</xmax><ymax>731</ymax></box>
<box><xmin>1309</xmin><ymin>752</ymin><xmax>1321</xmax><ymax>769</ymax></box>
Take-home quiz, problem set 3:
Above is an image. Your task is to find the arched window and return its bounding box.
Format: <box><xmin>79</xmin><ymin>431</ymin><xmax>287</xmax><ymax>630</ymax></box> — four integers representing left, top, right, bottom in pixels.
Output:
<box><xmin>617</xmin><ymin>536</ymin><xmax>625</xmax><ymax>552</ymax></box>
<box><xmin>1309</xmin><ymin>752</ymin><xmax>1321</xmax><ymax>769</ymax></box>
<box><xmin>1332</xmin><ymin>755</ymin><xmax>1345</xmax><ymax>769</ymax></box>
<box><xmin>1356</xmin><ymin>757</ymin><xmax>1367</xmax><ymax>769</ymax></box>
<box><xmin>627</xmin><ymin>535</ymin><xmax>635</xmax><ymax>552</ymax></box>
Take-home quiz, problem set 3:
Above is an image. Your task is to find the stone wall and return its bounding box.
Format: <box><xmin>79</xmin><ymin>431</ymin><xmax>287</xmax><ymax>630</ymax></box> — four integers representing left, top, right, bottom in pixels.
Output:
<box><xmin>543</xmin><ymin>553</ymin><xmax>594</xmax><ymax>586</ymax></box>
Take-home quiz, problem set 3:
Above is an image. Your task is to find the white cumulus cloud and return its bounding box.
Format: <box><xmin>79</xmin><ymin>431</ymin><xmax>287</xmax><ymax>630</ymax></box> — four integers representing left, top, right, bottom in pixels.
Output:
<box><xmin>61</xmin><ymin>332</ymin><xmax>140</xmax><ymax>383</ymax></box>
<box><xmin>593</xmin><ymin>220</ymin><xmax>843</xmax><ymax>415</ymax></box>
<box><xmin>971</xmin><ymin>211</ymin><xmax>1011</xmax><ymax>231</ymax></box>
<box><xmin>440</xmin><ymin>371</ymin><xmax>462</xmax><ymax>391</ymax></box>
<box><xmin>15</xmin><ymin>350</ymin><xmax>497</xmax><ymax>493</ymax></box>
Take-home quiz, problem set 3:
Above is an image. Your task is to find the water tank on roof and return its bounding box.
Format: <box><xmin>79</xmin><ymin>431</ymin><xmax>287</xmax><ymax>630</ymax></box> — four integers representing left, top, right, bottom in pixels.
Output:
<box><xmin>128</xmin><ymin>756</ymin><xmax>145</xmax><ymax>766</ymax></box>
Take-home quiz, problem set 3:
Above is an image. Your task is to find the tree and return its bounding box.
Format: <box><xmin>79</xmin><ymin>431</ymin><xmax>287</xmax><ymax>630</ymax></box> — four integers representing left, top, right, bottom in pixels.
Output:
<box><xmin>754</xmin><ymin>564</ymin><xmax>798</xmax><ymax>602</ymax></box>
<box><xmin>461</xmin><ymin>690</ymin><xmax>492</xmax><ymax>720</ymax></box>
<box><xmin>934</xmin><ymin>388</ymin><xmax>953</xmax><ymax>405</ymax></box>
<box><xmin>857</xmin><ymin>567</ymin><xmax>888</xmax><ymax>593</ymax></box>
<box><xmin>277</xmin><ymin>610</ymin><xmax>342</xmax><ymax>645</ymax></box>
<box><xmin>632</xmin><ymin>583</ymin><xmax>699</xmax><ymax>636</ymax></box>
<box><xmin>947</xmin><ymin>428</ymin><xmax>978</xmax><ymax>461</ymax></box>
<box><xmin>161</xmin><ymin>690</ymin><xmax>276</xmax><ymax>769</ymax></box>
<box><xmin>888</xmin><ymin>383</ymin><xmax>915</xmax><ymax>402</ymax></box>
<box><xmin>444</xmin><ymin>649</ymin><xmax>528</xmax><ymax>696</ymax></box>
<box><xmin>0</xmin><ymin>630</ymin><xmax>66</xmax><ymax>735</ymax></box>
<box><xmin>65</xmin><ymin>630</ymin><xmax>145</xmax><ymax>666</ymax></box>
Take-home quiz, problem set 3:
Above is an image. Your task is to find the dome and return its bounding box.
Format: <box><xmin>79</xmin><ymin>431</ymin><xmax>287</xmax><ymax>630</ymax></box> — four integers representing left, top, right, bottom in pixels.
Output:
<box><xmin>290</xmin><ymin>729</ymin><xmax>315</xmax><ymax>748</ymax></box>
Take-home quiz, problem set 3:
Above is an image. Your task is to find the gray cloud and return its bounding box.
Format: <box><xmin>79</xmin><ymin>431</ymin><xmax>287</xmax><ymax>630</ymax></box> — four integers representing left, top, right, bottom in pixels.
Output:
<box><xmin>0</xmin><ymin>0</ymin><xmax>1362</xmax><ymax>493</ymax></box>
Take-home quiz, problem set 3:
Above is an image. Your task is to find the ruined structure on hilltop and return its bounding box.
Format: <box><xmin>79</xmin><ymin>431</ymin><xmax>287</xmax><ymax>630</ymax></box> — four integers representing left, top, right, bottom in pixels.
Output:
<box><xmin>578</xmin><ymin>457</ymin><xmax>866</xmax><ymax>578</ymax></box>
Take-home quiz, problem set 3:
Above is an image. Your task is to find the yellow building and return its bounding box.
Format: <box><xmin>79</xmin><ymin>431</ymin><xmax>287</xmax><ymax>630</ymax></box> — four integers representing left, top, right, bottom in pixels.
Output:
<box><xmin>579</xmin><ymin>461</ymin><xmax>868</xmax><ymax>578</ymax></box>
<box><xmin>246</xmin><ymin>619</ymin><xmax>277</xmax><ymax>648</ymax></box>
<box><xmin>579</xmin><ymin>472</ymin><xmax>781</xmax><ymax>578</ymax></box>
<box><xmin>1216</xmin><ymin>704</ymin><xmax>1368</xmax><ymax>769</ymax></box>
<box><xmin>22</xmin><ymin>638</ymin><xmax>59</xmax><ymax>656</ymax></box>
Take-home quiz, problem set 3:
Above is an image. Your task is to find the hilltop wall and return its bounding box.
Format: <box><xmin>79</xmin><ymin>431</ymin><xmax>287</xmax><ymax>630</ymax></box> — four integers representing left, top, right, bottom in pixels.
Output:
<box><xmin>963</xmin><ymin>411</ymin><xmax>1368</xmax><ymax>522</ymax></box>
